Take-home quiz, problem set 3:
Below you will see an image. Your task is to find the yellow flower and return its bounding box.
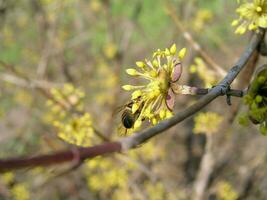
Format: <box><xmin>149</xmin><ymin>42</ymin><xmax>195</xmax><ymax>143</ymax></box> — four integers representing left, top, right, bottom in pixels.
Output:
<box><xmin>193</xmin><ymin>112</ymin><xmax>223</xmax><ymax>134</ymax></box>
<box><xmin>217</xmin><ymin>181</ymin><xmax>238</xmax><ymax>200</ymax></box>
<box><xmin>192</xmin><ymin>9</ymin><xmax>213</xmax><ymax>32</ymax></box>
<box><xmin>122</xmin><ymin>44</ymin><xmax>186</xmax><ymax>128</ymax></box>
<box><xmin>232</xmin><ymin>0</ymin><xmax>267</xmax><ymax>34</ymax></box>
<box><xmin>56</xmin><ymin>113</ymin><xmax>96</xmax><ymax>147</ymax></box>
<box><xmin>11</xmin><ymin>184</ymin><xmax>30</xmax><ymax>200</ymax></box>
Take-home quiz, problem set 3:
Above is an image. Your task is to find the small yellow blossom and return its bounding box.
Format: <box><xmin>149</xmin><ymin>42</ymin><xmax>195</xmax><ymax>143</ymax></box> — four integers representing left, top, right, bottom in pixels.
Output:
<box><xmin>122</xmin><ymin>44</ymin><xmax>186</xmax><ymax>128</ymax></box>
<box><xmin>232</xmin><ymin>0</ymin><xmax>267</xmax><ymax>34</ymax></box>
<box><xmin>217</xmin><ymin>181</ymin><xmax>238</xmax><ymax>200</ymax></box>
<box><xmin>48</xmin><ymin>83</ymin><xmax>85</xmax><ymax>113</ymax></box>
<box><xmin>56</xmin><ymin>113</ymin><xmax>95</xmax><ymax>147</ymax></box>
<box><xmin>90</xmin><ymin>0</ymin><xmax>103</xmax><ymax>12</ymax></box>
<box><xmin>193</xmin><ymin>9</ymin><xmax>213</xmax><ymax>31</ymax></box>
<box><xmin>11</xmin><ymin>184</ymin><xmax>30</xmax><ymax>200</ymax></box>
<box><xmin>45</xmin><ymin>84</ymin><xmax>97</xmax><ymax>146</ymax></box>
<box><xmin>103</xmin><ymin>42</ymin><xmax>118</xmax><ymax>59</ymax></box>
<box><xmin>1</xmin><ymin>172</ymin><xmax>14</xmax><ymax>185</ymax></box>
<box><xmin>193</xmin><ymin>112</ymin><xmax>223</xmax><ymax>134</ymax></box>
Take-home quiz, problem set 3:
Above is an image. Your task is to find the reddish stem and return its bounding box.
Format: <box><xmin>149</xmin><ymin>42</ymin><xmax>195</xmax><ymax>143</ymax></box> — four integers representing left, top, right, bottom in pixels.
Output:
<box><xmin>0</xmin><ymin>142</ymin><xmax>121</xmax><ymax>173</ymax></box>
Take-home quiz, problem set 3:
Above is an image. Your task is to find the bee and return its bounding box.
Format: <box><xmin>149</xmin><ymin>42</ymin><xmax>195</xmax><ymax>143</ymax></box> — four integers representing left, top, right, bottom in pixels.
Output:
<box><xmin>121</xmin><ymin>101</ymin><xmax>138</xmax><ymax>129</ymax></box>
<box><xmin>115</xmin><ymin>100</ymin><xmax>143</xmax><ymax>135</ymax></box>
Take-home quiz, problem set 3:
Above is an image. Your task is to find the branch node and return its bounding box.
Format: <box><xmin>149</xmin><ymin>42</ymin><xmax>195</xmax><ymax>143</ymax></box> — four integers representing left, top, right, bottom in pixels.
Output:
<box><xmin>70</xmin><ymin>147</ymin><xmax>82</xmax><ymax>166</ymax></box>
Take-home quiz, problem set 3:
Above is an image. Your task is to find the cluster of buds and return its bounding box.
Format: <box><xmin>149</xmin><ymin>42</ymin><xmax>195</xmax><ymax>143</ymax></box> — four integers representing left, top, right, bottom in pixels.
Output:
<box><xmin>46</xmin><ymin>84</ymin><xmax>85</xmax><ymax>119</ymax></box>
<box><xmin>242</xmin><ymin>65</ymin><xmax>267</xmax><ymax>135</ymax></box>
<box><xmin>54</xmin><ymin>113</ymin><xmax>95</xmax><ymax>147</ymax></box>
<box><xmin>46</xmin><ymin>84</ymin><xmax>96</xmax><ymax>146</ymax></box>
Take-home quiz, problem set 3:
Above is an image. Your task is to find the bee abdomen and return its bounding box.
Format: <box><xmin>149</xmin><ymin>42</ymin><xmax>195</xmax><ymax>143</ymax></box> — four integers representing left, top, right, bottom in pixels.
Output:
<box><xmin>122</xmin><ymin>111</ymin><xmax>135</xmax><ymax>128</ymax></box>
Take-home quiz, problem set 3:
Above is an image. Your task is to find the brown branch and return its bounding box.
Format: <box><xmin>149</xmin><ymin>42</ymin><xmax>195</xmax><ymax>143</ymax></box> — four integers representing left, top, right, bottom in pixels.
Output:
<box><xmin>0</xmin><ymin>142</ymin><xmax>121</xmax><ymax>172</ymax></box>
<box><xmin>0</xmin><ymin>29</ymin><xmax>264</xmax><ymax>173</ymax></box>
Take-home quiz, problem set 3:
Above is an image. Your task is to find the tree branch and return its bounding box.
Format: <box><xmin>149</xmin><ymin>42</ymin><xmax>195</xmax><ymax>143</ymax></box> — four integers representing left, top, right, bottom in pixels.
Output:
<box><xmin>0</xmin><ymin>29</ymin><xmax>264</xmax><ymax>173</ymax></box>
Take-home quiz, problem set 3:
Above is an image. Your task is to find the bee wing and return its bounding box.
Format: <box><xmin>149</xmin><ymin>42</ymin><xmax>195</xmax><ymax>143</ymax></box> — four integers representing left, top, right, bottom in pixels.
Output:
<box><xmin>112</xmin><ymin>101</ymin><xmax>134</xmax><ymax>116</ymax></box>
<box><xmin>112</xmin><ymin>105</ymin><xmax>126</xmax><ymax>116</ymax></box>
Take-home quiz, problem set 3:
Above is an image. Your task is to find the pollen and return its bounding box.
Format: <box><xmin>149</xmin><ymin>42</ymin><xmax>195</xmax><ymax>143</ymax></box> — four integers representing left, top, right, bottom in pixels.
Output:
<box><xmin>256</xmin><ymin>6</ymin><xmax>262</xmax><ymax>12</ymax></box>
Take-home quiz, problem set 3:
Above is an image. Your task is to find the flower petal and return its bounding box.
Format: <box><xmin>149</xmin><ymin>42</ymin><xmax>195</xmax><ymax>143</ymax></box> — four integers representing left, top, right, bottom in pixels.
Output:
<box><xmin>166</xmin><ymin>88</ymin><xmax>175</xmax><ymax>110</ymax></box>
<box><xmin>258</xmin><ymin>16</ymin><xmax>267</xmax><ymax>28</ymax></box>
<box><xmin>172</xmin><ymin>62</ymin><xmax>182</xmax><ymax>82</ymax></box>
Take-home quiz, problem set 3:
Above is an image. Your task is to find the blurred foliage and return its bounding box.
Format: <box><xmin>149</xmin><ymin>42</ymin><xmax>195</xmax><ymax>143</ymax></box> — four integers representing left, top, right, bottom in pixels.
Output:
<box><xmin>0</xmin><ymin>0</ymin><xmax>266</xmax><ymax>200</ymax></box>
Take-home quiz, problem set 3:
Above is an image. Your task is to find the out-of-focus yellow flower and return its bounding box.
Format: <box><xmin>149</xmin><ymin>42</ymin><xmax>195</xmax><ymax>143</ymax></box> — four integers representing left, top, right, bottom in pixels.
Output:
<box><xmin>1</xmin><ymin>172</ymin><xmax>14</xmax><ymax>185</ymax></box>
<box><xmin>145</xmin><ymin>181</ymin><xmax>166</xmax><ymax>200</ymax></box>
<box><xmin>122</xmin><ymin>44</ymin><xmax>186</xmax><ymax>129</ymax></box>
<box><xmin>217</xmin><ymin>181</ymin><xmax>238</xmax><ymax>200</ymax></box>
<box><xmin>111</xmin><ymin>187</ymin><xmax>132</xmax><ymax>200</ymax></box>
<box><xmin>14</xmin><ymin>90</ymin><xmax>33</xmax><ymax>107</ymax></box>
<box><xmin>47</xmin><ymin>83</ymin><xmax>85</xmax><ymax>119</ymax></box>
<box><xmin>90</xmin><ymin>0</ymin><xmax>103</xmax><ymax>12</ymax></box>
<box><xmin>86</xmin><ymin>158</ymin><xmax>128</xmax><ymax>192</ymax></box>
<box><xmin>45</xmin><ymin>84</ymin><xmax>97</xmax><ymax>146</ymax></box>
<box><xmin>190</xmin><ymin>57</ymin><xmax>218</xmax><ymax>88</ymax></box>
<box><xmin>232</xmin><ymin>0</ymin><xmax>267</xmax><ymax>34</ymax></box>
<box><xmin>103</xmin><ymin>42</ymin><xmax>118</xmax><ymax>59</ymax></box>
<box><xmin>193</xmin><ymin>9</ymin><xmax>213</xmax><ymax>31</ymax></box>
<box><xmin>55</xmin><ymin>113</ymin><xmax>95</xmax><ymax>147</ymax></box>
<box><xmin>193</xmin><ymin>112</ymin><xmax>223</xmax><ymax>134</ymax></box>
<box><xmin>11</xmin><ymin>184</ymin><xmax>30</xmax><ymax>200</ymax></box>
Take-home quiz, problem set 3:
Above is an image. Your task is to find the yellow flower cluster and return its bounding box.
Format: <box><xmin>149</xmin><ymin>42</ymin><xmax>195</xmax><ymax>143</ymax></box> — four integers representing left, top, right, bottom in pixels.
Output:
<box><xmin>192</xmin><ymin>9</ymin><xmax>213</xmax><ymax>32</ymax></box>
<box><xmin>46</xmin><ymin>83</ymin><xmax>85</xmax><ymax>120</ymax></box>
<box><xmin>217</xmin><ymin>181</ymin><xmax>238</xmax><ymax>200</ymax></box>
<box><xmin>232</xmin><ymin>0</ymin><xmax>267</xmax><ymax>34</ymax></box>
<box><xmin>85</xmin><ymin>139</ymin><xmax>166</xmax><ymax>199</ymax></box>
<box><xmin>46</xmin><ymin>84</ymin><xmax>96</xmax><ymax>147</ymax></box>
<box><xmin>54</xmin><ymin>113</ymin><xmax>95</xmax><ymax>147</ymax></box>
<box><xmin>193</xmin><ymin>112</ymin><xmax>223</xmax><ymax>134</ymax></box>
<box><xmin>1</xmin><ymin>172</ymin><xmax>15</xmax><ymax>185</ymax></box>
<box><xmin>86</xmin><ymin>158</ymin><xmax>128</xmax><ymax>196</ymax></box>
<box><xmin>11</xmin><ymin>183</ymin><xmax>30</xmax><ymax>200</ymax></box>
<box><xmin>122</xmin><ymin>44</ymin><xmax>186</xmax><ymax>129</ymax></box>
<box><xmin>145</xmin><ymin>181</ymin><xmax>166</xmax><ymax>200</ymax></box>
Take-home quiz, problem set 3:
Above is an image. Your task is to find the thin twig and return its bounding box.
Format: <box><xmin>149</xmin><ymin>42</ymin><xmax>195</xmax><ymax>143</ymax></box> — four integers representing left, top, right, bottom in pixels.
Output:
<box><xmin>171</xmin><ymin>84</ymin><xmax>245</xmax><ymax>97</ymax></box>
<box><xmin>165</xmin><ymin>1</ymin><xmax>227</xmax><ymax>77</ymax></box>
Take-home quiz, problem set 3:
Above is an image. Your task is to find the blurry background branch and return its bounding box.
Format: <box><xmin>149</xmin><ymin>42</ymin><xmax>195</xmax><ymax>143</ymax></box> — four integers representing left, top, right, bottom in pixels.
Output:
<box><xmin>0</xmin><ymin>29</ymin><xmax>264</xmax><ymax>173</ymax></box>
<box><xmin>165</xmin><ymin>0</ymin><xmax>227</xmax><ymax>77</ymax></box>
<box><xmin>192</xmin><ymin>33</ymin><xmax>263</xmax><ymax>200</ymax></box>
